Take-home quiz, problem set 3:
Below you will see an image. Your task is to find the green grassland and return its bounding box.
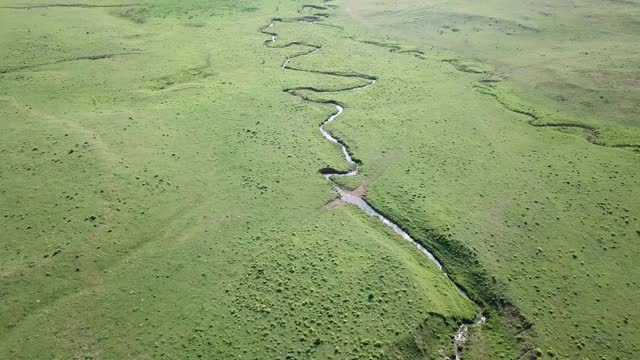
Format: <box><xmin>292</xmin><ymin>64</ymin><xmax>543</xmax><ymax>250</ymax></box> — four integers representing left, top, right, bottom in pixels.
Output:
<box><xmin>343</xmin><ymin>0</ymin><xmax>640</xmax><ymax>146</ymax></box>
<box><xmin>0</xmin><ymin>1</ymin><xmax>477</xmax><ymax>359</ymax></box>
<box><xmin>318</xmin><ymin>0</ymin><xmax>638</xmax><ymax>358</ymax></box>
<box><xmin>1</xmin><ymin>0</ymin><xmax>638</xmax><ymax>359</ymax></box>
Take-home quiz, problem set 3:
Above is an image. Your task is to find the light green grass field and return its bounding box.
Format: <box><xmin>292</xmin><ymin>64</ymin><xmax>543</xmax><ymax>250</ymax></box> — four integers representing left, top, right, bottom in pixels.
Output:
<box><xmin>328</xmin><ymin>0</ymin><xmax>640</xmax><ymax>358</ymax></box>
<box><xmin>344</xmin><ymin>0</ymin><xmax>640</xmax><ymax>145</ymax></box>
<box><xmin>0</xmin><ymin>1</ymin><xmax>475</xmax><ymax>359</ymax></box>
<box><xmin>1</xmin><ymin>0</ymin><xmax>638</xmax><ymax>359</ymax></box>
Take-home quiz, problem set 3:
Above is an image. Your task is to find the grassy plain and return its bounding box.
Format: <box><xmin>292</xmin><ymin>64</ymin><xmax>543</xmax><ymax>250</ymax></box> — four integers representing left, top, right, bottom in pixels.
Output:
<box><xmin>312</xmin><ymin>0</ymin><xmax>639</xmax><ymax>358</ymax></box>
<box><xmin>0</xmin><ymin>1</ymin><xmax>475</xmax><ymax>359</ymax></box>
<box><xmin>1</xmin><ymin>0</ymin><xmax>638</xmax><ymax>359</ymax></box>
<box><xmin>343</xmin><ymin>0</ymin><xmax>640</xmax><ymax>145</ymax></box>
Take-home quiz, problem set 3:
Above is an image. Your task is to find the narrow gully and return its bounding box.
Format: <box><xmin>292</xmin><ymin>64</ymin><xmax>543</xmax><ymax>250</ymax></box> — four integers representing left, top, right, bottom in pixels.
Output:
<box><xmin>259</xmin><ymin>5</ymin><xmax>485</xmax><ymax>358</ymax></box>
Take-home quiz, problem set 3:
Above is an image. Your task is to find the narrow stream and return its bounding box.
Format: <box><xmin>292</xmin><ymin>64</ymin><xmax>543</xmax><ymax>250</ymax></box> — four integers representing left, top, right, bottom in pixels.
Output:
<box><xmin>319</xmin><ymin>103</ymin><xmax>485</xmax><ymax>360</ymax></box>
<box><xmin>260</xmin><ymin>6</ymin><xmax>485</xmax><ymax>359</ymax></box>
